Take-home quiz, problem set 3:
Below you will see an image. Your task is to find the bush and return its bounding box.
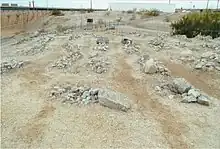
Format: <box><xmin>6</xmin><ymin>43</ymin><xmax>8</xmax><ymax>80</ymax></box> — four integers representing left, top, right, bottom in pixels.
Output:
<box><xmin>127</xmin><ymin>10</ymin><xmax>134</xmax><ymax>14</ymax></box>
<box><xmin>139</xmin><ymin>9</ymin><xmax>160</xmax><ymax>19</ymax></box>
<box><xmin>147</xmin><ymin>9</ymin><xmax>160</xmax><ymax>16</ymax></box>
<box><xmin>171</xmin><ymin>11</ymin><xmax>220</xmax><ymax>38</ymax></box>
<box><xmin>51</xmin><ymin>10</ymin><xmax>64</xmax><ymax>16</ymax></box>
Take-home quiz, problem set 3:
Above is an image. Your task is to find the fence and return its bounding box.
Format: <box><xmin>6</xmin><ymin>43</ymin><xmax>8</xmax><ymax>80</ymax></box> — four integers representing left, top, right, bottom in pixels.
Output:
<box><xmin>1</xmin><ymin>10</ymin><xmax>51</xmax><ymax>29</ymax></box>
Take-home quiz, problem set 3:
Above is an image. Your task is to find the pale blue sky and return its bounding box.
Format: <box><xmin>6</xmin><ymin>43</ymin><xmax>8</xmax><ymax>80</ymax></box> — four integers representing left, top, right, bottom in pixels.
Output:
<box><xmin>1</xmin><ymin>0</ymin><xmax>219</xmax><ymax>9</ymax></box>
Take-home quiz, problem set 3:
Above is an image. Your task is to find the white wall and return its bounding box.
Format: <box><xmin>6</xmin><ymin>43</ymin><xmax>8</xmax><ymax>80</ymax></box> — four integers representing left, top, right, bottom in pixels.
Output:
<box><xmin>109</xmin><ymin>2</ymin><xmax>176</xmax><ymax>12</ymax></box>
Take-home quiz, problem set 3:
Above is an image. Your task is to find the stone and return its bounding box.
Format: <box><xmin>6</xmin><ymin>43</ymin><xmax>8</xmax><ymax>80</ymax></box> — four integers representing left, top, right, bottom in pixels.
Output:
<box><xmin>188</xmin><ymin>88</ymin><xmax>201</xmax><ymax>98</ymax></box>
<box><xmin>81</xmin><ymin>91</ymin><xmax>90</xmax><ymax>99</ymax></box>
<box><xmin>155</xmin><ymin>86</ymin><xmax>162</xmax><ymax>91</ymax></box>
<box><xmin>197</xmin><ymin>95</ymin><xmax>210</xmax><ymax>106</ymax></box>
<box><xmin>195</xmin><ymin>62</ymin><xmax>205</xmax><ymax>69</ymax></box>
<box><xmin>205</xmin><ymin>62</ymin><xmax>215</xmax><ymax>67</ymax></box>
<box><xmin>143</xmin><ymin>59</ymin><xmax>158</xmax><ymax>74</ymax></box>
<box><xmin>172</xmin><ymin>78</ymin><xmax>192</xmax><ymax>94</ymax></box>
<box><xmin>98</xmin><ymin>88</ymin><xmax>131</xmax><ymax>112</ymax></box>
<box><xmin>121</xmin><ymin>37</ymin><xmax>132</xmax><ymax>45</ymax></box>
<box><xmin>181</xmin><ymin>95</ymin><xmax>197</xmax><ymax>103</ymax></box>
<box><xmin>215</xmin><ymin>66</ymin><xmax>220</xmax><ymax>71</ymax></box>
<box><xmin>96</xmin><ymin>37</ymin><xmax>109</xmax><ymax>44</ymax></box>
<box><xmin>168</xmin><ymin>95</ymin><xmax>174</xmax><ymax>100</ymax></box>
<box><xmin>90</xmin><ymin>88</ymin><xmax>99</xmax><ymax>95</ymax></box>
<box><xmin>201</xmin><ymin>52</ymin><xmax>214</xmax><ymax>58</ymax></box>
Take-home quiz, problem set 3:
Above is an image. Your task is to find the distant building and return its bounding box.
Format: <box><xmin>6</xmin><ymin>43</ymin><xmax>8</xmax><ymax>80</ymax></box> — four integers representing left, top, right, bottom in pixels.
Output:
<box><xmin>109</xmin><ymin>2</ymin><xmax>176</xmax><ymax>13</ymax></box>
<box><xmin>11</xmin><ymin>4</ymin><xmax>18</xmax><ymax>7</ymax></box>
<box><xmin>1</xmin><ymin>3</ymin><xmax>10</xmax><ymax>7</ymax></box>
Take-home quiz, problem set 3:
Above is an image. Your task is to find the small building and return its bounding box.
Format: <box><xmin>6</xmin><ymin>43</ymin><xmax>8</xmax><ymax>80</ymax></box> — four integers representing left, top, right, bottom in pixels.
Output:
<box><xmin>109</xmin><ymin>2</ymin><xmax>176</xmax><ymax>13</ymax></box>
<box><xmin>11</xmin><ymin>4</ymin><xmax>18</xmax><ymax>7</ymax></box>
<box><xmin>1</xmin><ymin>3</ymin><xmax>10</xmax><ymax>7</ymax></box>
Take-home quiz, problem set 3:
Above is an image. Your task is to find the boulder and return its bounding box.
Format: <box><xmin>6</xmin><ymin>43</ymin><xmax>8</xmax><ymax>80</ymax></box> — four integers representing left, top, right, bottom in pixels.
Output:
<box><xmin>197</xmin><ymin>95</ymin><xmax>210</xmax><ymax>106</ymax></box>
<box><xmin>172</xmin><ymin>78</ymin><xmax>192</xmax><ymax>94</ymax></box>
<box><xmin>98</xmin><ymin>88</ymin><xmax>131</xmax><ymax>112</ymax></box>
<box><xmin>143</xmin><ymin>59</ymin><xmax>158</xmax><ymax>74</ymax></box>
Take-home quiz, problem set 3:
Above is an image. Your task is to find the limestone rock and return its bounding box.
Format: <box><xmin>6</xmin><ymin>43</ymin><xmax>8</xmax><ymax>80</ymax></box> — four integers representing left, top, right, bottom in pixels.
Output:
<box><xmin>143</xmin><ymin>58</ymin><xmax>158</xmax><ymax>74</ymax></box>
<box><xmin>197</xmin><ymin>95</ymin><xmax>210</xmax><ymax>106</ymax></box>
<box><xmin>181</xmin><ymin>95</ymin><xmax>197</xmax><ymax>103</ymax></box>
<box><xmin>98</xmin><ymin>88</ymin><xmax>131</xmax><ymax>112</ymax></box>
<box><xmin>172</xmin><ymin>78</ymin><xmax>192</xmax><ymax>94</ymax></box>
<box><xmin>188</xmin><ymin>88</ymin><xmax>201</xmax><ymax>98</ymax></box>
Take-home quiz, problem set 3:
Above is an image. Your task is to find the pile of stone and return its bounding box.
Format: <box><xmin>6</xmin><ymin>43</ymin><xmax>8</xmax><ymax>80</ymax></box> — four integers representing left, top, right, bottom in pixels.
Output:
<box><xmin>121</xmin><ymin>37</ymin><xmax>140</xmax><ymax>54</ymax></box>
<box><xmin>69</xmin><ymin>34</ymin><xmax>82</xmax><ymax>40</ymax></box>
<box><xmin>128</xmin><ymin>31</ymin><xmax>142</xmax><ymax>37</ymax></box>
<box><xmin>87</xmin><ymin>57</ymin><xmax>110</xmax><ymax>74</ymax></box>
<box><xmin>96</xmin><ymin>36</ymin><xmax>109</xmax><ymax>44</ymax></box>
<box><xmin>1</xmin><ymin>60</ymin><xmax>24</xmax><ymax>74</ymax></box>
<box><xmin>52</xmin><ymin>51</ymin><xmax>83</xmax><ymax>69</ymax></box>
<box><xmin>50</xmin><ymin>85</ymin><xmax>131</xmax><ymax>111</ymax></box>
<box><xmin>194</xmin><ymin>52</ymin><xmax>220</xmax><ymax>71</ymax></box>
<box><xmin>93</xmin><ymin>37</ymin><xmax>109</xmax><ymax>51</ymax></box>
<box><xmin>50</xmin><ymin>85</ymin><xmax>99</xmax><ymax>105</ymax></box>
<box><xmin>138</xmin><ymin>56</ymin><xmax>169</xmax><ymax>75</ymax></box>
<box><xmin>148</xmin><ymin>37</ymin><xmax>165</xmax><ymax>49</ymax></box>
<box><xmin>160</xmin><ymin>77</ymin><xmax>211</xmax><ymax>106</ymax></box>
<box><xmin>21</xmin><ymin>34</ymin><xmax>54</xmax><ymax>56</ymax></box>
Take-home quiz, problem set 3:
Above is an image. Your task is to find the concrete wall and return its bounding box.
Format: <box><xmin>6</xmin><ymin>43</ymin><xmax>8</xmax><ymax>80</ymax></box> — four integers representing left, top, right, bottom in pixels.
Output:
<box><xmin>109</xmin><ymin>3</ymin><xmax>176</xmax><ymax>12</ymax></box>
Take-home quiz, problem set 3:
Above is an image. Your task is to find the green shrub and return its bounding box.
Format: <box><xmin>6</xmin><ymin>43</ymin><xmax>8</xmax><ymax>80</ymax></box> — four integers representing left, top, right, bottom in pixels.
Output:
<box><xmin>147</xmin><ymin>9</ymin><xmax>160</xmax><ymax>16</ymax></box>
<box><xmin>171</xmin><ymin>11</ymin><xmax>220</xmax><ymax>38</ymax></box>
<box><xmin>51</xmin><ymin>10</ymin><xmax>64</xmax><ymax>16</ymax></box>
<box><xmin>139</xmin><ymin>9</ymin><xmax>160</xmax><ymax>18</ymax></box>
<box><xmin>127</xmin><ymin>10</ymin><xmax>134</xmax><ymax>14</ymax></box>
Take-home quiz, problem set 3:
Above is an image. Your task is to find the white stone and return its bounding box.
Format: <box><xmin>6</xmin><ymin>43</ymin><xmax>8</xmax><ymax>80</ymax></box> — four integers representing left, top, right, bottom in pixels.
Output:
<box><xmin>195</xmin><ymin>62</ymin><xmax>205</xmax><ymax>69</ymax></box>
<box><xmin>143</xmin><ymin>59</ymin><xmax>158</xmax><ymax>74</ymax></box>
<box><xmin>201</xmin><ymin>52</ymin><xmax>214</xmax><ymax>58</ymax></box>
<box><xmin>181</xmin><ymin>95</ymin><xmax>197</xmax><ymax>103</ymax></box>
<box><xmin>188</xmin><ymin>88</ymin><xmax>201</xmax><ymax>98</ymax></box>
<box><xmin>197</xmin><ymin>95</ymin><xmax>210</xmax><ymax>106</ymax></box>
<box><xmin>98</xmin><ymin>88</ymin><xmax>132</xmax><ymax>112</ymax></box>
<box><xmin>173</xmin><ymin>78</ymin><xmax>192</xmax><ymax>94</ymax></box>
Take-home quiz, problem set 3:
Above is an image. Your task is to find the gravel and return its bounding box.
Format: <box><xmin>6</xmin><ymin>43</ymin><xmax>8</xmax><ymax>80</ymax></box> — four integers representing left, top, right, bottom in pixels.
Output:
<box><xmin>1</xmin><ymin>60</ymin><xmax>25</xmax><ymax>74</ymax></box>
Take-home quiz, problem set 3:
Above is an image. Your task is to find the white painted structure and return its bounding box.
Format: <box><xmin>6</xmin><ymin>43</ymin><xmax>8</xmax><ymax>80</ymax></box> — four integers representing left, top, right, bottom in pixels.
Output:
<box><xmin>109</xmin><ymin>2</ymin><xmax>176</xmax><ymax>12</ymax></box>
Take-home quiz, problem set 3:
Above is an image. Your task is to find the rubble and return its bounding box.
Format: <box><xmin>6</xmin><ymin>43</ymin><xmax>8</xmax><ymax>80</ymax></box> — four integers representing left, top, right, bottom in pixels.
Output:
<box><xmin>52</xmin><ymin>51</ymin><xmax>83</xmax><ymax>69</ymax></box>
<box><xmin>1</xmin><ymin>60</ymin><xmax>24</xmax><ymax>74</ymax></box>
<box><xmin>96</xmin><ymin>37</ymin><xmax>109</xmax><ymax>44</ymax></box>
<box><xmin>50</xmin><ymin>85</ymin><xmax>132</xmax><ymax>111</ymax></box>
<box><xmin>160</xmin><ymin>77</ymin><xmax>211</xmax><ymax>106</ymax></box>
<box><xmin>194</xmin><ymin>52</ymin><xmax>220</xmax><ymax>72</ymax></box>
<box><xmin>87</xmin><ymin>57</ymin><xmax>110</xmax><ymax>74</ymax></box>
<box><xmin>139</xmin><ymin>57</ymin><xmax>169</xmax><ymax>75</ymax></box>
<box><xmin>148</xmin><ymin>34</ymin><xmax>168</xmax><ymax>49</ymax></box>
<box><xmin>19</xmin><ymin>34</ymin><xmax>55</xmax><ymax>56</ymax></box>
<box><xmin>50</xmin><ymin>85</ymin><xmax>99</xmax><ymax>105</ymax></box>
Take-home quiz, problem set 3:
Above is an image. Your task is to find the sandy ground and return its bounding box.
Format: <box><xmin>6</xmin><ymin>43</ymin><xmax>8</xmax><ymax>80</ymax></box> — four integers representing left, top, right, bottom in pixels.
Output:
<box><xmin>1</xmin><ymin>11</ymin><xmax>220</xmax><ymax>149</ymax></box>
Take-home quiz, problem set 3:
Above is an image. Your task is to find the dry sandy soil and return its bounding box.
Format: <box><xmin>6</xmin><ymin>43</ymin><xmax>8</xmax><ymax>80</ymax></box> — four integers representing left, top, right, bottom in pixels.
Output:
<box><xmin>1</xmin><ymin>11</ymin><xmax>220</xmax><ymax>149</ymax></box>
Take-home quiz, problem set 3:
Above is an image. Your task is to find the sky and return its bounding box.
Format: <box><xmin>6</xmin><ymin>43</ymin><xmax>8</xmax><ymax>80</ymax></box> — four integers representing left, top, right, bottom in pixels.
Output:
<box><xmin>1</xmin><ymin>0</ymin><xmax>219</xmax><ymax>9</ymax></box>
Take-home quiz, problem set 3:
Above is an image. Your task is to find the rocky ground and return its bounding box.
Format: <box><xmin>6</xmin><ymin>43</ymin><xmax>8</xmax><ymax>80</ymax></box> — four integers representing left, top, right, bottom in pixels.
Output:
<box><xmin>1</xmin><ymin>11</ymin><xmax>220</xmax><ymax>149</ymax></box>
